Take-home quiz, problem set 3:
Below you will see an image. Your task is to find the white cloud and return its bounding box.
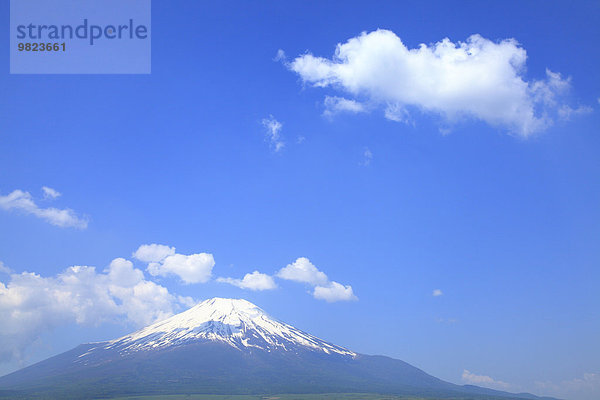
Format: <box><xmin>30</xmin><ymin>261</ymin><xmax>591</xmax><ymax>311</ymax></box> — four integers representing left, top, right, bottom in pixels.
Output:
<box><xmin>433</xmin><ymin>289</ymin><xmax>443</xmax><ymax>296</ymax></box>
<box><xmin>462</xmin><ymin>369</ymin><xmax>511</xmax><ymax>390</ymax></box>
<box><xmin>147</xmin><ymin>252</ymin><xmax>215</xmax><ymax>284</ymax></box>
<box><xmin>262</xmin><ymin>115</ymin><xmax>285</xmax><ymax>152</ymax></box>
<box><xmin>535</xmin><ymin>372</ymin><xmax>600</xmax><ymax>400</ymax></box>
<box><xmin>558</xmin><ymin>104</ymin><xmax>593</xmax><ymax>120</ymax></box>
<box><xmin>323</xmin><ymin>96</ymin><xmax>366</xmax><ymax>117</ymax></box>
<box><xmin>0</xmin><ymin>261</ymin><xmax>11</xmax><ymax>274</ymax></box>
<box><xmin>277</xmin><ymin>257</ymin><xmax>329</xmax><ymax>285</ymax></box>
<box><xmin>133</xmin><ymin>244</ymin><xmax>175</xmax><ymax>263</ymax></box>
<box><xmin>277</xmin><ymin>257</ymin><xmax>356</xmax><ymax>302</ymax></box>
<box><xmin>107</xmin><ymin>258</ymin><xmax>144</xmax><ymax>287</ymax></box>
<box><xmin>0</xmin><ymin>189</ymin><xmax>88</xmax><ymax>229</ymax></box>
<box><xmin>0</xmin><ymin>259</ymin><xmax>193</xmax><ymax>363</ymax></box>
<box><xmin>274</xmin><ymin>49</ymin><xmax>286</xmax><ymax>62</ymax></box>
<box><xmin>133</xmin><ymin>244</ymin><xmax>215</xmax><ymax>285</ymax></box>
<box><xmin>313</xmin><ymin>281</ymin><xmax>357</xmax><ymax>302</ymax></box>
<box><xmin>217</xmin><ymin>271</ymin><xmax>277</xmax><ymax>291</ymax></box>
<box><xmin>360</xmin><ymin>147</ymin><xmax>373</xmax><ymax>166</ymax></box>
<box><xmin>435</xmin><ymin>317</ymin><xmax>458</xmax><ymax>324</ymax></box>
<box><xmin>0</xmin><ymin>261</ymin><xmax>12</xmax><ymax>274</ymax></box>
<box><xmin>462</xmin><ymin>368</ymin><xmax>600</xmax><ymax>400</ymax></box>
<box><xmin>41</xmin><ymin>186</ymin><xmax>61</xmax><ymax>200</ymax></box>
<box><xmin>384</xmin><ymin>103</ymin><xmax>411</xmax><ymax>124</ymax></box>
<box><xmin>289</xmin><ymin>29</ymin><xmax>584</xmax><ymax>136</ymax></box>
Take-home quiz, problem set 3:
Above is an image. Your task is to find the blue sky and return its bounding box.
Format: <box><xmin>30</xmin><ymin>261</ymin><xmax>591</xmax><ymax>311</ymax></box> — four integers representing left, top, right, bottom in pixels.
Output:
<box><xmin>1</xmin><ymin>1</ymin><xmax>599</xmax><ymax>399</ymax></box>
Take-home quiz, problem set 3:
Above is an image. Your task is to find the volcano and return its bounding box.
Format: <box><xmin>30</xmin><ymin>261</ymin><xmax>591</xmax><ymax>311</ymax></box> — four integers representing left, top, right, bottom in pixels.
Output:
<box><xmin>0</xmin><ymin>298</ymin><xmax>554</xmax><ymax>400</ymax></box>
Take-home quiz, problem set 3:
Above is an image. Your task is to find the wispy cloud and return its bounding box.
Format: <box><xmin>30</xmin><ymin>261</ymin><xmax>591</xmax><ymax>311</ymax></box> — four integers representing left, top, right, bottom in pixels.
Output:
<box><xmin>41</xmin><ymin>186</ymin><xmax>61</xmax><ymax>200</ymax></box>
<box><xmin>0</xmin><ymin>261</ymin><xmax>11</xmax><ymax>274</ymax></box>
<box><xmin>273</xmin><ymin>49</ymin><xmax>287</xmax><ymax>62</ymax></box>
<box><xmin>262</xmin><ymin>115</ymin><xmax>285</xmax><ymax>152</ymax></box>
<box><xmin>462</xmin><ymin>369</ymin><xmax>511</xmax><ymax>390</ymax></box>
<box><xmin>535</xmin><ymin>372</ymin><xmax>600</xmax><ymax>400</ymax></box>
<box><xmin>359</xmin><ymin>147</ymin><xmax>373</xmax><ymax>166</ymax></box>
<box><xmin>288</xmin><ymin>29</ymin><xmax>589</xmax><ymax>136</ymax></box>
<box><xmin>323</xmin><ymin>96</ymin><xmax>366</xmax><ymax>117</ymax></box>
<box><xmin>435</xmin><ymin>317</ymin><xmax>457</xmax><ymax>324</ymax></box>
<box><xmin>0</xmin><ymin>189</ymin><xmax>88</xmax><ymax>229</ymax></box>
<box><xmin>433</xmin><ymin>289</ymin><xmax>443</xmax><ymax>297</ymax></box>
<box><xmin>461</xmin><ymin>368</ymin><xmax>600</xmax><ymax>399</ymax></box>
<box><xmin>557</xmin><ymin>104</ymin><xmax>593</xmax><ymax>120</ymax></box>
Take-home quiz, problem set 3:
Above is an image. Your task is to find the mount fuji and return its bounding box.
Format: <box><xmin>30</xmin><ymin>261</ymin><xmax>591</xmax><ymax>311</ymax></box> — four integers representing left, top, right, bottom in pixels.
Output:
<box><xmin>0</xmin><ymin>298</ymin><xmax>554</xmax><ymax>400</ymax></box>
<box><xmin>101</xmin><ymin>297</ymin><xmax>355</xmax><ymax>357</ymax></box>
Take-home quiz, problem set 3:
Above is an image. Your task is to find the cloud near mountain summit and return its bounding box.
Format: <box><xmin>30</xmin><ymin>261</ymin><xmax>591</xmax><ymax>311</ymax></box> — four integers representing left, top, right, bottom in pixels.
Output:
<box><xmin>0</xmin><ymin>247</ymin><xmax>357</xmax><ymax>363</ymax></box>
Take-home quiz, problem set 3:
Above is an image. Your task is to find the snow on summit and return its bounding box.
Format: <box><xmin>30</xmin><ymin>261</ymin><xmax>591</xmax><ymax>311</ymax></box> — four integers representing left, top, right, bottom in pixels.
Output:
<box><xmin>99</xmin><ymin>298</ymin><xmax>356</xmax><ymax>357</ymax></box>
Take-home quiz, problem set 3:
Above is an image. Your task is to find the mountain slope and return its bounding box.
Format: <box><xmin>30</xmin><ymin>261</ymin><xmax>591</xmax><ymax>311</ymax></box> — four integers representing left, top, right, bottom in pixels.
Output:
<box><xmin>101</xmin><ymin>297</ymin><xmax>354</xmax><ymax>357</ymax></box>
<box><xmin>0</xmin><ymin>298</ymin><xmax>555</xmax><ymax>400</ymax></box>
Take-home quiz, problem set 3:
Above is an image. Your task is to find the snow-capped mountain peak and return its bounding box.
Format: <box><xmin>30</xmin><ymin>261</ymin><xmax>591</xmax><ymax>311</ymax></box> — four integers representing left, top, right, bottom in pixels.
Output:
<box><xmin>100</xmin><ymin>298</ymin><xmax>356</xmax><ymax>357</ymax></box>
